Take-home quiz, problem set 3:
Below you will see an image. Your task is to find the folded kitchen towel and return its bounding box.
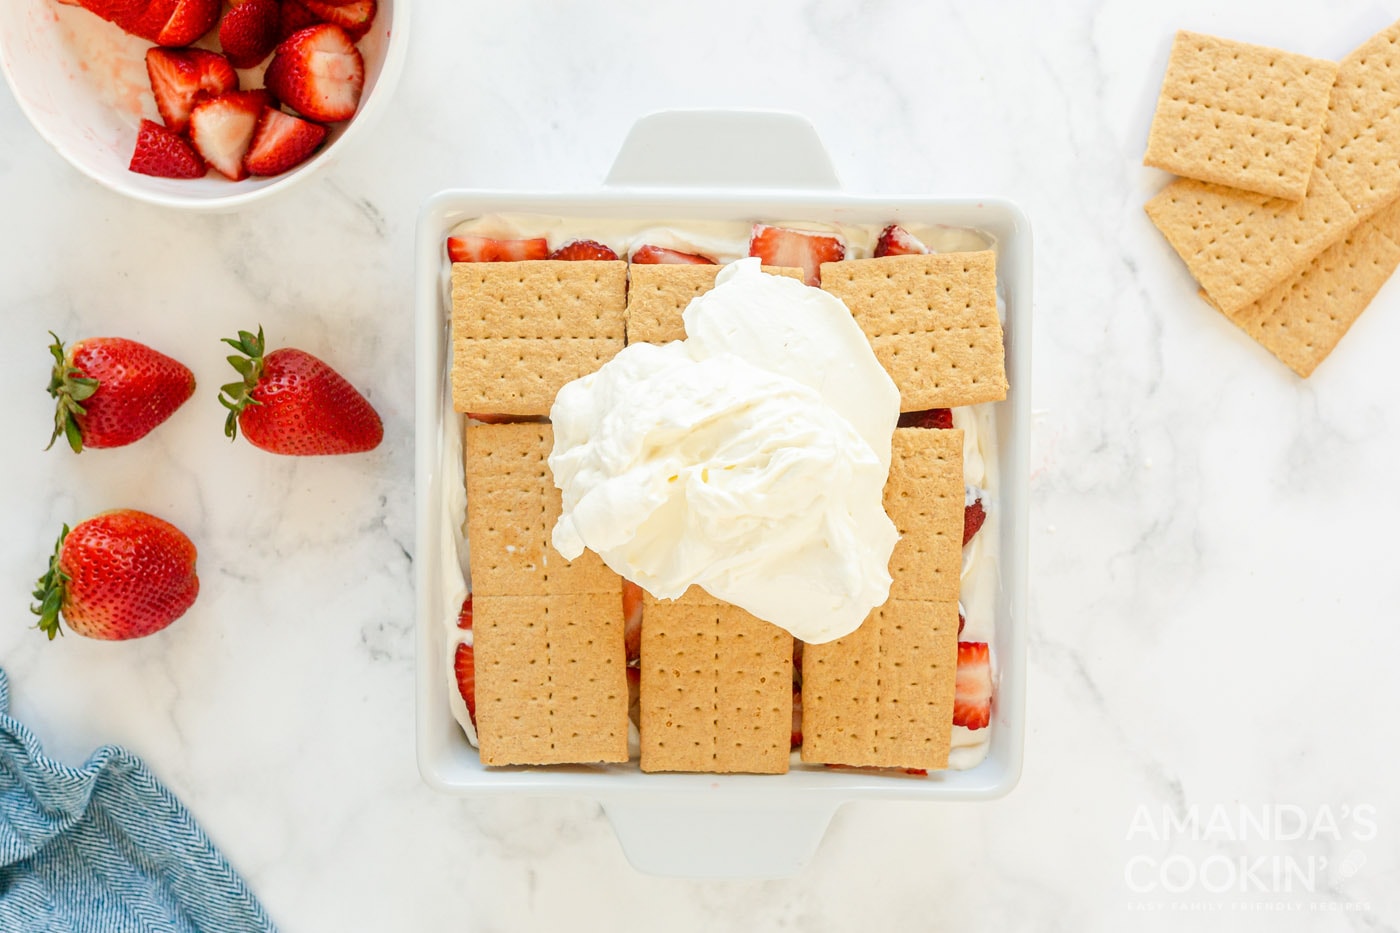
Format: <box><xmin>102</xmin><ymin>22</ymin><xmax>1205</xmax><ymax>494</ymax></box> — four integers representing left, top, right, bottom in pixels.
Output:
<box><xmin>0</xmin><ymin>668</ymin><xmax>276</xmax><ymax>933</ymax></box>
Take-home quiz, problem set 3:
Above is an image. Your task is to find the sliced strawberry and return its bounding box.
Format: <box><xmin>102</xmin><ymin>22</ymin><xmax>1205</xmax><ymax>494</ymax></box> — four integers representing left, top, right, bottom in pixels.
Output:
<box><xmin>128</xmin><ymin>118</ymin><xmax>206</xmax><ymax>178</ymax></box>
<box><xmin>219</xmin><ymin>0</ymin><xmax>280</xmax><ymax>68</ymax></box>
<box><xmin>188</xmin><ymin>90</ymin><xmax>269</xmax><ymax>180</ymax></box>
<box><xmin>145</xmin><ymin>47</ymin><xmax>238</xmax><ymax>135</ymax></box>
<box><xmin>126</xmin><ymin>0</ymin><xmax>179</xmax><ymax>43</ymax></box>
<box><xmin>747</xmin><ymin>224</ymin><xmax>846</xmax><ymax>286</ymax></box>
<box><xmin>874</xmin><ymin>224</ymin><xmax>928</xmax><ymax>258</ymax></box>
<box><xmin>446</xmin><ymin>235</ymin><xmax>550</xmax><ymax>263</ymax></box>
<box><xmin>897</xmin><ymin>408</ymin><xmax>953</xmax><ymax>430</ymax></box>
<box><xmin>300</xmin><ymin>0</ymin><xmax>375</xmax><ymax>40</ymax></box>
<box><xmin>958</xmin><ymin>611</ymin><xmax>965</xmax><ymax>636</ymax></box>
<box><xmin>277</xmin><ymin>0</ymin><xmax>322</xmax><ymax>40</ymax></box>
<box><xmin>630</xmin><ymin>244</ymin><xmax>717</xmax><ymax>265</ymax></box>
<box><xmin>457</xmin><ymin>594</ymin><xmax>473</xmax><ymax>631</ymax></box>
<box><xmin>622</xmin><ymin>580</ymin><xmax>643</xmax><ymax>664</ymax></box>
<box><xmin>264</xmin><ymin>23</ymin><xmax>364</xmax><ymax>123</ymax></box>
<box><xmin>155</xmin><ymin>0</ymin><xmax>220</xmax><ymax>45</ymax></box>
<box><xmin>964</xmin><ymin>494</ymin><xmax>986</xmax><ymax>546</ymax></box>
<box><xmin>453</xmin><ymin>643</ymin><xmax>475</xmax><ymax>721</ymax></box>
<box><xmin>791</xmin><ymin>685</ymin><xmax>803</xmax><ymax>747</ymax></box>
<box><xmin>953</xmin><ymin>641</ymin><xmax>992</xmax><ymax>730</ymax></box>
<box><xmin>550</xmin><ymin>239</ymin><xmax>619</xmax><ymax>262</ymax></box>
<box><xmin>243</xmin><ymin>107</ymin><xmax>326</xmax><ymax>176</ymax></box>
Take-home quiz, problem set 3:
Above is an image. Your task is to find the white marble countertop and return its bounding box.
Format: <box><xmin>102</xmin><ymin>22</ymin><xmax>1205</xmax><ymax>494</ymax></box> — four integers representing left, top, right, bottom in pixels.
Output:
<box><xmin>3</xmin><ymin>0</ymin><xmax>1399</xmax><ymax>930</ymax></box>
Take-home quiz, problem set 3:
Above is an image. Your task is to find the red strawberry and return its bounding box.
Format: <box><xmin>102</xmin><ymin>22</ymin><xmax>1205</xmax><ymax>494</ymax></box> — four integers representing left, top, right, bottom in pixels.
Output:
<box><xmin>874</xmin><ymin>224</ymin><xmax>928</xmax><ymax>258</ymax></box>
<box><xmin>145</xmin><ymin>47</ymin><xmax>238</xmax><ymax>135</ymax></box>
<box><xmin>958</xmin><ymin>611</ymin><xmax>965</xmax><ymax>636</ymax></box>
<box><xmin>446</xmin><ymin>235</ymin><xmax>550</xmax><ymax>263</ymax></box>
<box><xmin>622</xmin><ymin>580</ymin><xmax>643</xmax><ymax>664</ymax></box>
<box><xmin>630</xmin><ymin>244</ymin><xmax>716</xmax><ymax>265</ymax></box>
<box><xmin>219</xmin><ymin>326</ymin><xmax>383</xmax><ymax>455</ymax></box>
<box><xmin>747</xmin><ymin>224</ymin><xmax>846</xmax><ymax>286</ymax></box>
<box><xmin>897</xmin><ymin>408</ymin><xmax>953</xmax><ymax>430</ymax></box>
<box><xmin>953</xmin><ymin>641</ymin><xmax>992</xmax><ymax>730</ymax></box>
<box><xmin>244</xmin><ymin>107</ymin><xmax>327</xmax><ymax>176</ymax></box>
<box><xmin>128</xmin><ymin>119</ymin><xmax>206</xmax><ymax>179</ymax></box>
<box><xmin>219</xmin><ymin>0</ymin><xmax>279</xmax><ymax>68</ymax></box>
<box><xmin>964</xmin><ymin>494</ymin><xmax>986</xmax><ymax>546</ymax></box>
<box><xmin>32</xmin><ymin>510</ymin><xmax>198</xmax><ymax>640</ymax></box>
<box><xmin>550</xmin><ymin>240</ymin><xmax>619</xmax><ymax>261</ymax></box>
<box><xmin>157</xmin><ymin>0</ymin><xmax>219</xmax><ymax>45</ymax></box>
<box><xmin>299</xmin><ymin>0</ymin><xmax>375</xmax><ymax>40</ymax></box>
<box><xmin>264</xmin><ymin>23</ymin><xmax>364</xmax><ymax>123</ymax></box>
<box><xmin>188</xmin><ymin>90</ymin><xmax>269</xmax><ymax>180</ymax></box>
<box><xmin>277</xmin><ymin>0</ymin><xmax>322</xmax><ymax>40</ymax></box>
<box><xmin>454</xmin><ymin>594</ymin><xmax>475</xmax><ymax>720</ymax></box>
<box><xmin>46</xmin><ymin>333</ymin><xmax>195</xmax><ymax>452</ymax></box>
<box><xmin>791</xmin><ymin>685</ymin><xmax>803</xmax><ymax>747</ymax></box>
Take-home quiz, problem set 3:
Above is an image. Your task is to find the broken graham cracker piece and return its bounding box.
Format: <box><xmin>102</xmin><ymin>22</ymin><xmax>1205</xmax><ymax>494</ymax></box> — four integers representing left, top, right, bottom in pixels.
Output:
<box><xmin>1208</xmin><ymin>195</ymin><xmax>1400</xmax><ymax>377</ymax></box>
<box><xmin>625</xmin><ymin>264</ymin><xmax>802</xmax><ymax>345</ymax></box>
<box><xmin>463</xmin><ymin>422</ymin><xmax>617</xmax><ymax>597</ymax></box>
<box><xmin>800</xmin><ymin>599</ymin><xmax>960</xmax><ymax>771</ymax></box>
<box><xmin>1146</xmin><ymin>19</ymin><xmax>1400</xmax><ymax>315</ymax></box>
<box><xmin>639</xmin><ymin>588</ymin><xmax>793</xmax><ymax>774</ymax></box>
<box><xmin>473</xmin><ymin>592</ymin><xmax>629</xmax><ymax>765</ymax></box>
<box><xmin>1144</xmin><ymin>31</ymin><xmax>1338</xmax><ymax>201</ymax></box>
<box><xmin>451</xmin><ymin>260</ymin><xmax>626</xmax><ymax>416</ymax></box>
<box><xmin>885</xmin><ymin>427</ymin><xmax>965</xmax><ymax>602</ymax></box>
<box><xmin>820</xmin><ymin>251</ymin><xmax>1007</xmax><ymax>410</ymax></box>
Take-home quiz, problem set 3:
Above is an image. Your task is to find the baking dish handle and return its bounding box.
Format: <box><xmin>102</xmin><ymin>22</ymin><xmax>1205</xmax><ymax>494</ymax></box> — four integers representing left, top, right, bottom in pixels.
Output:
<box><xmin>603</xmin><ymin>797</ymin><xmax>837</xmax><ymax>878</ymax></box>
<box><xmin>604</xmin><ymin>110</ymin><xmax>841</xmax><ymax>190</ymax></box>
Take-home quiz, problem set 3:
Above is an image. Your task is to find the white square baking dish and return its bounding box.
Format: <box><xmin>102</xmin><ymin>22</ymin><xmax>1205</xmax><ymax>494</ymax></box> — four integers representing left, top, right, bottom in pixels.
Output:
<box><xmin>414</xmin><ymin>111</ymin><xmax>1031</xmax><ymax>878</ymax></box>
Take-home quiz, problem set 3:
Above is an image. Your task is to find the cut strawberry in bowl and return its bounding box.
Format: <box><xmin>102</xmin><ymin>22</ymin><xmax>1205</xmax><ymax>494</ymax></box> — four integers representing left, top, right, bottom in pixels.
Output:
<box><xmin>747</xmin><ymin>223</ymin><xmax>846</xmax><ymax>286</ymax></box>
<box><xmin>446</xmin><ymin>235</ymin><xmax>550</xmax><ymax>263</ymax></box>
<box><xmin>630</xmin><ymin>244</ymin><xmax>717</xmax><ymax>265</ymax></box>
<box><xmin>128</xmin><ymin>119</ymin><xmax>206</xmax><ymax>179</ymax></box>
<box><xmin>300</xmin><ymin>0</ymin><xmax>377</xmax><ymax>41</ymax></box>
<box><xmin>218</xmin><ymin>0</ymin><xmax>279</xmax><ymax>69</ymax></box>
<box><xmin>145</xmin><ymin>47</ymin><xmax>239</xmax><ymax>136</ymax></box>
<box><xmin>188</xmin><ymin>90</ymin><xmax>270</xmax><ymax>180</ymax></box>
<box><xmin>244</xmin><ymin>108</ymin><xmax>327</xmax><ymax>176</ymax></box>
<box><xmin>264</xmin><ymin>22</ymin><xmax>365</xmax><ymax>123</ymax></box>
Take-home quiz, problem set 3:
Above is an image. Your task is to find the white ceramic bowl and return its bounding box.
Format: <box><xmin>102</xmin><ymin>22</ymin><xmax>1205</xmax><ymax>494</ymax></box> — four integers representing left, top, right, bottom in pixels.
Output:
<box><xmin>414</xmin><ymin>112</ymin><xmax>1032</xmax><ymax>878</ymax></box>
<box><xmin>0</xmin><ymin>0</ymin><xmax>409</xmax><ymax>211</ymax></box>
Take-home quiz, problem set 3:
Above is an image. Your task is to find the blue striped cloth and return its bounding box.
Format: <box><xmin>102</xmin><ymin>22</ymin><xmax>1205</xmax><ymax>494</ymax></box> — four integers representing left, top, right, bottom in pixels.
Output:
<box><xmin>0</xmin><ymin>668</ymin><xmax>276</xmax><ymax>932</ymax></box>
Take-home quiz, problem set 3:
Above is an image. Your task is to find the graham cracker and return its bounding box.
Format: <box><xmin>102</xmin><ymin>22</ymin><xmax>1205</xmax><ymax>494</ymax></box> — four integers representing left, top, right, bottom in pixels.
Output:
<box><xmin>473</xmin><ymin>592</ymin><xmax>629</xmax><ymax>765</ymax></box>
<box><xmin>463</xmin><ymin>422</ymin><xmax>618</xmax><ymax>597</ymax></box>
<box><xmin>1146</xmin><ymin>20</ymin><xmax>1400</xmax><ymax>315</ymax></box>
<box><xmin>799</xmin><ymin>598</ymin><xmax>960</xmax><ymax>771</ymax></box>
<box><xmin>451</xmin><ymin>260</ymin><xmax>627</xmax><ymax>416</ymax></box>
<box><xmin>885</xmin><ymin>428</ymin><xmax>965</xmax><ymax>602</ymax></box>
<box><xmin>819</xmin><ymin>251</ymin><xmax>1007</xmax><ymax>410</ymax></box>
<box><xmin>638</xmin><ymin>588</ymin><xmax>793</xmax><ymax>774</ymax></box>
<box><xmin>1209</xmin><ymin>194</ymin><xmax>1400</xmax><ymax>377</ymax></box>
<box><xmin>625</xmin><ymin>264</ymin><xmax>802</xmax><ymax>345</ymax></box>
<box><xmin>1144</xmin><ymin>31</ymin><xmax>1337</xmax><ymax>201</ymax></box>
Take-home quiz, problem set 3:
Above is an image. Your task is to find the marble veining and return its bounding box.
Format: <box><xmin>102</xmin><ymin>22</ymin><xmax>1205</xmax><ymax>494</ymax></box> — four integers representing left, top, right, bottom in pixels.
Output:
<box><xmin>3</xmin><ymin>0</ymin><xmax>1399</xmax><ymax>930</ymax></box>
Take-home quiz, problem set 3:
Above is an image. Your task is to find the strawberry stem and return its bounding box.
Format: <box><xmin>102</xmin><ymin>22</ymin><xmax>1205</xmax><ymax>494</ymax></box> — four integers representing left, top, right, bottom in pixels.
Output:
<box><xmin>30</xmin><ymin>524</ymin><xmax>70</xmax><ymax>640</ymax></box>
<box><xmin>218</xmin><ymin>326</ymin><xmax>267</xmax><ymax>441</ymax></box>
<box><xmin>45</xmin><ymin>333</ymin><xmax>100</xmax><ymax>453</ymax></box>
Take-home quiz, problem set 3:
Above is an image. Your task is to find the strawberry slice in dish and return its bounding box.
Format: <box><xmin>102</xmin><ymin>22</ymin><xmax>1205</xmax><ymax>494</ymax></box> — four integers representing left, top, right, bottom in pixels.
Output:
<box><xmin>630</xmin><ymin>244</ymin><xmax>717</xmax><ymax>265</ymax></box>
<box><xmin>964</xmin><ymin>489</ymin><xmax>987</xmax><ymax>546</ymax></box>
<box><xmin>454</xmin><ymin>595</ymin><xmax>475</xmax><ymax>722</ymax></box>
<box><xmin>145</xmin><ymin>47</ymin><xmax>238</xmax><ymax>136</ymax></box>
<box><xmin>897</xmin><ymin>408</ymin><xmax>953</xmax><ymax>430</ymax></box>
<box><xmin>874</xmin><ymin>223</ymin><xmax>929</xmax><ymax>257</ymax></box>
<box><xmin>953</xmin><ymin>641</ymin><xmax>992</xmax><ymax>730</ymax></box>
<box><xmin>447</xmin><ymin>235</ymin><xmax>550</xmax><ymax>263</ymax></box>
<box><xmin>790</xmin><ymin>685</ymin><xmax>803</xmax><ymax>748</ymax></box>
<box><xmin>747</xmin><ymin>223</ymin><xmax>846</xmax><ymax>286</ymax></box>
<box><xmin>550</xmin><ymin>240</ymin><xmax>619</xmax><ymax>261</ymax></box>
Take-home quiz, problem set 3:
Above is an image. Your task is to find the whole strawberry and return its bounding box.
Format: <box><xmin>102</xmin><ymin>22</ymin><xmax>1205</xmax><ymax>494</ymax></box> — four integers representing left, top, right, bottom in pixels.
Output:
<box><xmin>47</xmin><ymin>333</ymin><xmax>196</xmax><ymax>453</ymax></box>
<box><xmin>32</xmin><ymin>510</ymin><xmax>199</xmax><ymax>641</ymax></box>
<box><xmin>219</xmin><ymin>326</ymin><xmax>383</xmax><ymax>455</ymax></box>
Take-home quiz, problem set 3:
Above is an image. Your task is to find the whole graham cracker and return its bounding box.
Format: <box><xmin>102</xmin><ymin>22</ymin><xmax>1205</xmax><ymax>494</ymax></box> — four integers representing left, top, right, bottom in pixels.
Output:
<box><xmin>451</xmin><ymin>260</ymin><xmax>626</xmax><ymax>416</ymax></box>
<box><xmin>463</xmin><ymin>422</ymin><xmax>618</xmax><ymax>597</ymax></box>
<box><xmin>1144</xmin><ymin>31</ymin><xmax>1338</xmax><ymax>201</ymax></box>
<box><xmin>625</xmin><ymin>264</ymin><xmax>802</xmax><ymax>345</ymax></box>
<box><xmin>1147</xmin><ymin>19</ymin><xmax>1400</xmax><ymax>315</ymax></box>
<box><xmin>885</xmin><ymin>428</ymin><xmax>965</xmax><ymax>602</ymax></box>
<box><xmin>819</xmin><ymin>251</ymin><xmax>1007</xmax><ymax>410</ymax></box>
<box><xmin>473</xmin><ymin>592</ymin><xmax>629</xmax><ymax>766</ymax></box>
<box><xmin>1209</xmin><ymin>194</ymin><xmax>1400</xmax><ymax>377</ymax></box>
<box><xmin>638</xmin><ymin>588</ymin><xmax>793</xmax><ymax>774</ymax></box>
<box><xmin>800</xmin><ymin>598</ymin><xmax>960</xmax><ymax>771</ymax></box>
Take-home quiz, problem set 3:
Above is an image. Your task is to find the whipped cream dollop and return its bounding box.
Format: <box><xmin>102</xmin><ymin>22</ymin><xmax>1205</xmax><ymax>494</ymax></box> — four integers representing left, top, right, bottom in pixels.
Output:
<box><xmin>548</xmin><ymin>258</ymin><xmax>900</xmax><ymax>643</ymax></box>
